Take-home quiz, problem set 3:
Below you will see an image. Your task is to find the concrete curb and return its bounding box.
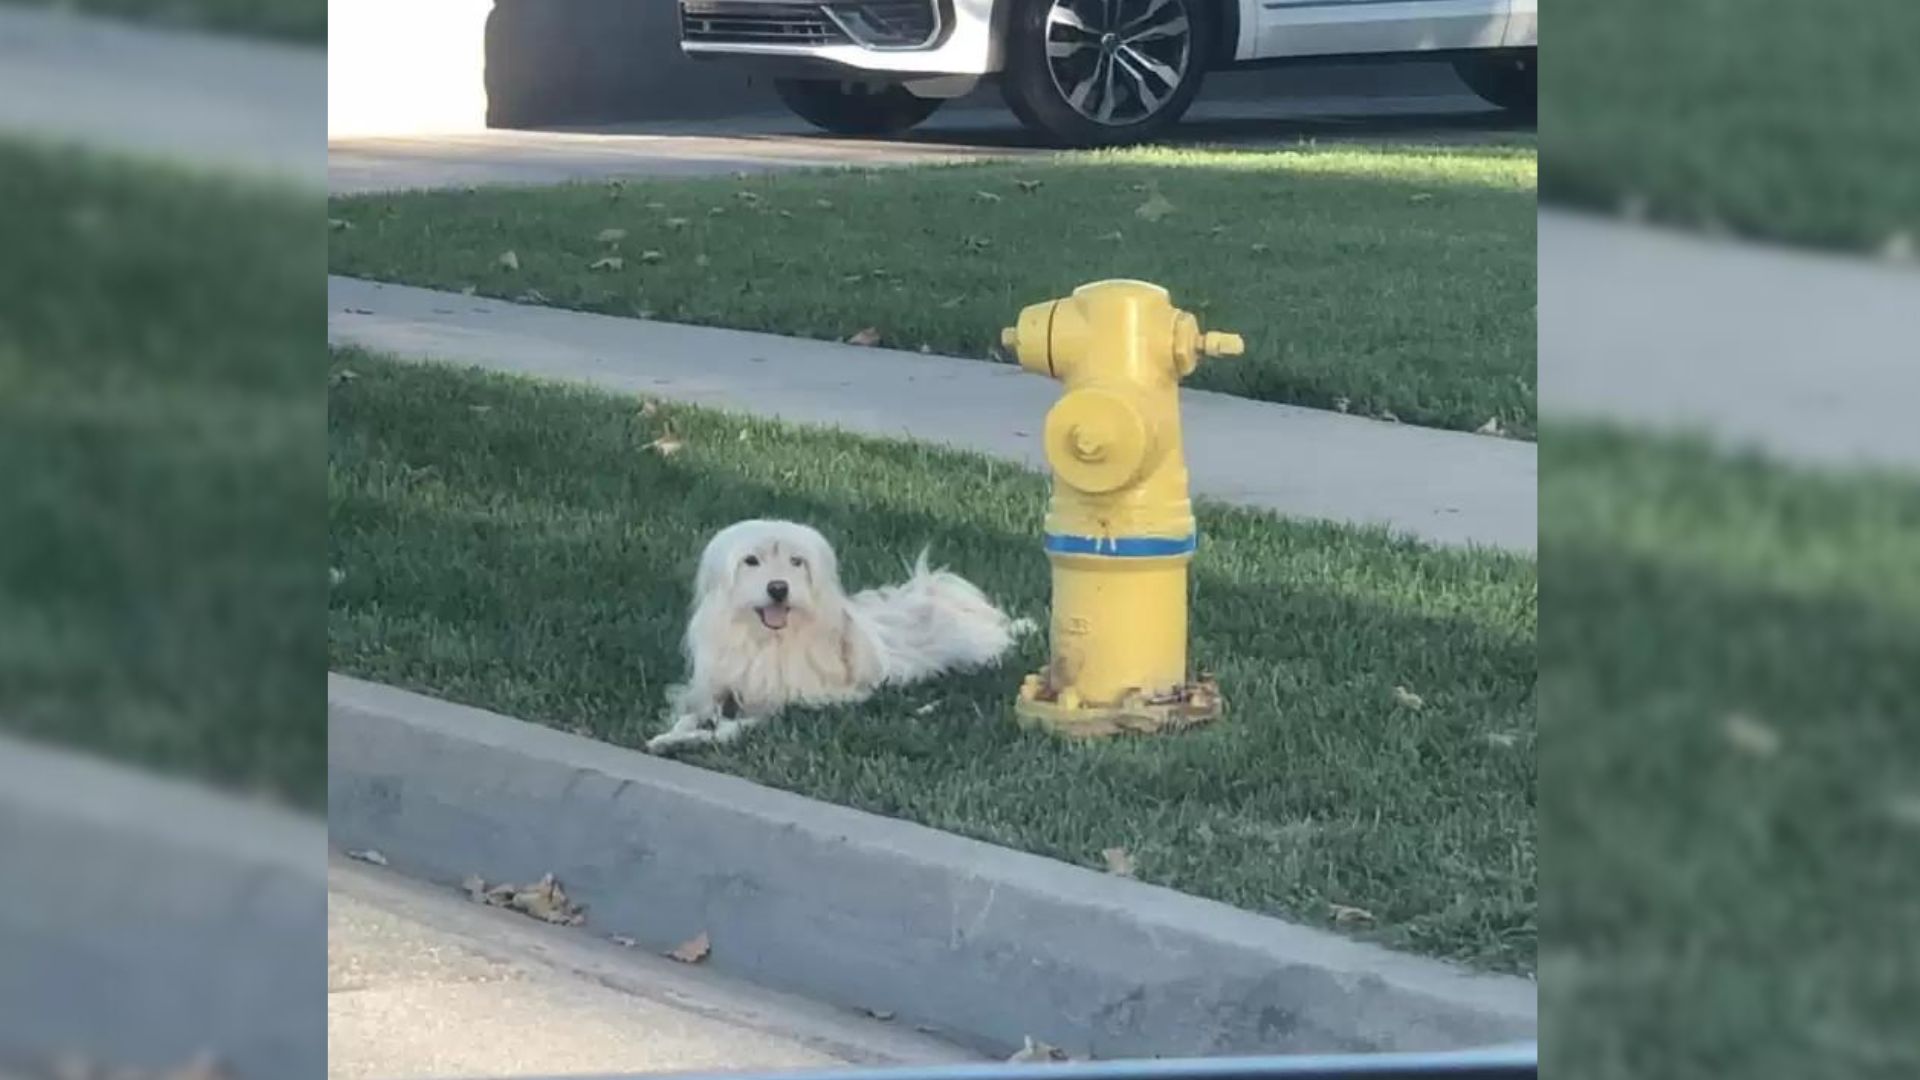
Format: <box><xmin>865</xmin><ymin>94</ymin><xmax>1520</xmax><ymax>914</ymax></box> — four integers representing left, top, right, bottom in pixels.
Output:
<box><xmin>327</xmin><ymin>276</ymin><xmax>1537</xmax><ymax>553</ymax></box>
<box><xmin>0</xmin><ymin>734</ymin><xmax>326</xmax><ymax>1077</ymax></box>
<box><xmin>328</xmin><ymin>674</ymin><xmax>1536</xmax><ymax>1060</ymax></box>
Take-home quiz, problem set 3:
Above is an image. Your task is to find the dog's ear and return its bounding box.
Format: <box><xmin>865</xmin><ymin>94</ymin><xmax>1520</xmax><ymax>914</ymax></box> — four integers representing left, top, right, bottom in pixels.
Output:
<box><xmin>805</xmin><ymin>530</ymin><xmax>843</xmax><ymax>592</ymax></box>
<box><xmin>692</xmin><ymin>536</ymin><xmax>731</xmax><ymax>607</ymax></box>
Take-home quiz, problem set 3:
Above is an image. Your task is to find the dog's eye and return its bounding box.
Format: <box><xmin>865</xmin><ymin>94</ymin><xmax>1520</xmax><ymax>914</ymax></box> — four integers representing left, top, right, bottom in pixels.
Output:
<box><xmin>743</xmin><ymin>555</ymin><xmax>760</xmax><ymax>567</ymax></box>
<box><xmin>790</xmin><ymin>556</ymin><xmax>804</xmax><ymax>568</ymax></box>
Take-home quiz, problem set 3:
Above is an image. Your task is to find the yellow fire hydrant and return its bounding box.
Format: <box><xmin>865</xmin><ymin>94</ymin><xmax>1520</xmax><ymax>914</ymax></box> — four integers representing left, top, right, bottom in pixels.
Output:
<box><xmin>1001</xmin><ymin>279</ymin><xmax>1242</xmax><ymax>738</ymax></box>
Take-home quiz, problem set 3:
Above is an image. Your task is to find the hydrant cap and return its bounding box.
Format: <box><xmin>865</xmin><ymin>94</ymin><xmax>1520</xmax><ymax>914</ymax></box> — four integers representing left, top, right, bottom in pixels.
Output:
<box><xmin>1045</xmin><ymin>386</ymin><xmax>1153</xmax><ymax>495</ymax></box>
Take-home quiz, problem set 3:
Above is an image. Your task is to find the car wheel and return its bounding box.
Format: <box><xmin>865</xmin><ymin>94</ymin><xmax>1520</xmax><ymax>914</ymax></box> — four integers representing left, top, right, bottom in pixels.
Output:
<box><xmin>1001</xmin><ymin>0</ymin><xmax>1212</xmax><ymax>147</ymax></box>
<box><xmin>773</xmin><ymin>79</ymin><xmax>945</xmax><ymax>136</ymax></box>
<box><xmin>1454</xmin><ymin>50</ymin><xmax>1536</xmax><ymax>115</ymax></box>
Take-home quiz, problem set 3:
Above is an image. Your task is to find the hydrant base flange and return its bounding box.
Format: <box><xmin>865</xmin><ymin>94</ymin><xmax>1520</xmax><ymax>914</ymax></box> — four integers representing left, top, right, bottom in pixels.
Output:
<box><xmin>1013</xmin><ymin>674</ymin><xmax>1222</xmax><ymax>740</ymax></box>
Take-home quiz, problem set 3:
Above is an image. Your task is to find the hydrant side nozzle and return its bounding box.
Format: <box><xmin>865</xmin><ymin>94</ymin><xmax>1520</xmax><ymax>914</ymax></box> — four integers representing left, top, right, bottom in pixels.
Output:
<box><xmin>1007</xmin><ymin>300</ymin><xmax>1064</xmax><ymax>379</ymax></box>
<box><xmin>1203</xmin><ymin>331</ymin><xmax>1245</xmax><ymax>358</ymax></box>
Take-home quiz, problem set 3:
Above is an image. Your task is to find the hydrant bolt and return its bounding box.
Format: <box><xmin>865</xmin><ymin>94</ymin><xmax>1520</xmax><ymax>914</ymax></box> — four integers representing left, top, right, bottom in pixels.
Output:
<box><xmin>1069</xmin><ymin>424</ymin><xmax>1105</xmax><ymax>461</ymax></box>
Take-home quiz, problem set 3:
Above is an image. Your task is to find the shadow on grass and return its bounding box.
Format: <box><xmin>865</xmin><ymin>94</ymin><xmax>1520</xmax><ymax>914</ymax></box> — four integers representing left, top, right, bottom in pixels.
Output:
<box><xmin>329</xmin><ymin>356</ymin><xmax>1535</xmax><ymax>970</ymax></box>
<box><xmin>1541</xmin><ymin>538</ymin><xmax>1919</xmax><ymax>1079</ymax></box>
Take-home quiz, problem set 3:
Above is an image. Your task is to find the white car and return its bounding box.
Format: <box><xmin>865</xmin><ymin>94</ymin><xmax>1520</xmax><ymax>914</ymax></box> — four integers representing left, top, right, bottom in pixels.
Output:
<box><xmin>679</xmin><ymin>0</ymin><xmax>1536</xmax><ymax>146</ymax></box>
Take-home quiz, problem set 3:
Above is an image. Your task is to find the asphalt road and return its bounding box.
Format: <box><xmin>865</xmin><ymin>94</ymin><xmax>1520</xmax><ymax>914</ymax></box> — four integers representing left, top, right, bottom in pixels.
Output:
<box><xmin>328</xmin><ymin>854</ymin><xmax>972</xmax><ymax>1080</ymax></box>
<box><xmin>327</xmin><ymin>63</ymin><xmax>1530</xmax><ymax>194</ymax></box>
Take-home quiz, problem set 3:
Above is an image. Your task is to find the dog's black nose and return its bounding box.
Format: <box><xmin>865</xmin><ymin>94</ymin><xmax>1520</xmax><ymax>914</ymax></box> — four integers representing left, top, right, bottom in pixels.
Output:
<box><xmin>766</xmin><ymin>580</ymin><xmax>789</xmax><ymax>603</ymax></box>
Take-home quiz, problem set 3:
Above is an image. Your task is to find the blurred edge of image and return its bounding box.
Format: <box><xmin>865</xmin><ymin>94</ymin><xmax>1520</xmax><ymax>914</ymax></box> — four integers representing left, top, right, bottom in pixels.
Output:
<box><xmin>1543</xmin><ymin>2</ymin><xmax>1918</xmax><ymax>1078</ymax></box>
<box><xmin>0</xmin><ymin>0</ymin><xmax>327</xmax><ymax>1076</ymax></box>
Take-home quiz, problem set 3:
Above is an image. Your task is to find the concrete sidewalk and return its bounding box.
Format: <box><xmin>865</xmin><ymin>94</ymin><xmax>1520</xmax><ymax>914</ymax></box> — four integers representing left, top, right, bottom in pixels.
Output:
<box><xmin>329</xmin><ymin>854</ymin><xmax>969</xmax><ymax>1079</ymax></box>
<box><xmin>0</xmin><ymin>6</ymin><xmax>323</xmax><ymax>187</ymax></box>
<box><xmin>1539</xmin><ymin>208</ymin><xmax>1920</xmax><ymax>470</ymax></box>
<box><xmin>329</xmin><ymin>276</ymin><xmax>1537</xmax><ymax>553</ymax></box>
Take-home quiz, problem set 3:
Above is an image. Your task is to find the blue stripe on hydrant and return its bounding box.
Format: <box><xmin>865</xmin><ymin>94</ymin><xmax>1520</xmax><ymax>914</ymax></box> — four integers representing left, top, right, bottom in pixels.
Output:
<box><xmin>1043</xmin><ymin>533</ymin><xmax>1198</xmax><ymax>557</ymax></box>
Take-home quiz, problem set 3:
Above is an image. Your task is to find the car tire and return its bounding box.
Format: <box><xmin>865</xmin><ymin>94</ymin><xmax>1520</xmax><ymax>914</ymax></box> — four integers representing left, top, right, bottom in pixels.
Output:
<box><xmin>1000</xmin><ymin>0</ymin><xmax>1213</xmax><ymax>147</ymax></box>
<box><xmin>772</xmin><ymin>79</ymin><xmax>945</xmax><ymax>136</ymax></box>
<box><xmin>1454</xmin><ymin>50</ymin><xmax>1536</xmax><ymax>115</ymax></box>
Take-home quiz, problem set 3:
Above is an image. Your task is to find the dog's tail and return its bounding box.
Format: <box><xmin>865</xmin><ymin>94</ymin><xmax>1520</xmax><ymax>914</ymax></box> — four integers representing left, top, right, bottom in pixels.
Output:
<box><xmin>906</xmin><ymin>545</ymin><xmax>934</xmax><ymax>581</ymax></box>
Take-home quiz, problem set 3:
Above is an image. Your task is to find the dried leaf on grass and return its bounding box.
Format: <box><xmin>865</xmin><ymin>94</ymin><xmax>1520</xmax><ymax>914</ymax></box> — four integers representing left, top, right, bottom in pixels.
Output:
<box><xmin>610</xmin><ymin>934</ymin><xmax>639</xmax><ymax>947</ymax></box>
<box><xmin>846</xmin><ymin>327</ymin><xmax>883</xmax><ymax>347</ymax></box>
<box><xmin>1015</xmin><ymin>178</ymin><xmax>1043</xmax><ymax>194</ymax></box>
<box><xmin>667</xmin><ymin>931</ymin><xmax>711</xmax><ymax>963</ymax></box>
<box><xmin>461</xmin><ymin>872</ymin><xmax>587</xmax><ymax>926</ymax></box>
<box><xmin>328</xmin><ymin>218</ymin><xmax>352</xmax><ymax>232</ymax></box>
<box><xmin>1134</xmin><ymin>188</ymin><xmax>1175</xmax><ymax>222</ymax></box>
<box><xmin>1007</xmin><ymin>1036</ymin><xmax>1070</xmax><ymax>1063</ymax></box>
<box><xmin>665</xmin><ymin>217</ymin><xmax>691</xmax><ymax>230</ymax></box>
<box><xmin>346</xmin><ymin>848</ymin><xmax>388</xmax><ymax>867</ymax></box>
<box><xmin>639</xmin><ymin>250</ymin><xmax>666</xmax><ymax>264</ymax></box>
<box><xmin>865</xmin><ymin>1007</ymin><xmax>896</xmax><ymax>1021</ymax></box>
<box><xmin>496</xmin><ymin>250</ymin><xmax>520</xmax><ymax>271</ymax></box>
<box><xmin>646</xmin><ymin>428</ymin><xmax>686</xmax><ymax>457</ymax></box>
<box><xmin>516</xmin><ymin>289</ymin><xmax>549</xmax><ymax>304</ymax></box>
<box><xmin>1475</xmin><ymin>416</ymin><xmax>1506</xmax><ymax>437</ymax></box>
<box><xmin>596</xmin><ymin>227</ymin><xmax>628</xmax><ymax>243</ymax></box>
<box><xmin>1333</xmin><ymin>397</ymin><xmax>1351</xmax><ymax>414</ymax></box>
<box><xmin>974</xmin><ymin>190</ymin><xmax>1003</xmax><ymax>203</ymax></box>
<box><xmin>1723</xmin><ymin>712</ymin><xmax>1782</xmax><ymax>758</ymax></box>
<box><xmin>1392</xmin><ymin>685</ymin><xmax>1424</xmax><ymax>710</ymax></box>
<box><xmin>589</xmin><ymin>256</ymin><xmax>625</xmax><ymax>271</ymax></box>
<box><xmin>1329</xmin><ymin>903</ymin><xmax>1375</xmax><ymax>925</ymax></box>
<box><xmin>1100</xmin><ymin>847</ymin><xmax>1135</xmax><ymax>877</ymax></box>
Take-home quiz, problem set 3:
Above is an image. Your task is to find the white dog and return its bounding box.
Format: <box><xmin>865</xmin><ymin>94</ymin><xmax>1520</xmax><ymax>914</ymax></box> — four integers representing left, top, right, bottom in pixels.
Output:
<box><xmin>645</xmin><ymin>520</ymin><xmax>1032</xmax><ymax>753</ymax></box>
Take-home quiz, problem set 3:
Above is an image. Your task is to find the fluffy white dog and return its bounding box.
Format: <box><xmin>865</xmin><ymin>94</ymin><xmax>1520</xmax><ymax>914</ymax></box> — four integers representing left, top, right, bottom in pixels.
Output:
<box><xmin>646</xmin><ymin>519</ymin><xmax>1032</xmax><ymax>753</ymax></box>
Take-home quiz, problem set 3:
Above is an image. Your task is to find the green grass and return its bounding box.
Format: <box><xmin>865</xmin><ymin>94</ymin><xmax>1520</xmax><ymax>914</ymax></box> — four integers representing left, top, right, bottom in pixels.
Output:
<box><xmin>329</xmin><ymin>352</ymin><xmax>1538</xmax><ymax>972</ymax></box>
<box><xmin>328</xmin><ymin>144</ymin><xmax>1539</xmax><ymax>437</ymax></box>
<box><xmin>2</xmin><ymin>0</ymin><xmax>324</xmax><ymax>43</ymax></box>
<box><xmin>0</xmin><ymin>139</ymin><xmax>323</xmax><ymax>808</ymax></box>
<box><xmin>1542</xmin><ymin>426</ymin><xmax>1920</xmax><ymax>1078</ymax></box>
<box><xmin>1547</xmin><ymin>0</ymin><xmax>1920</xmax><ymax>254</ymax></box>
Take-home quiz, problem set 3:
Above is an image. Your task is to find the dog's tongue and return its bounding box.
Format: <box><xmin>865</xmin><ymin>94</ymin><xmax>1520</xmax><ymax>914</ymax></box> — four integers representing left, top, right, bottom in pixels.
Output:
<box><xmin>758</xmin><ymin>605</ymin><xmax>789</xmax><ymax>630</ymax></box>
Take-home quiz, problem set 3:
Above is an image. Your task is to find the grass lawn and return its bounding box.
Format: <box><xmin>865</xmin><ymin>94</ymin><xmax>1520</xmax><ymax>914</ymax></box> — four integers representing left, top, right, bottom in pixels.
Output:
<box><xmin>1</xmin><ymin>0</ymin><xmax>324</xmax><ymax>43</ymax></box>
<box><xmin>1542</xmin><ymin>426</ymin><xmax>1920</xmax><ymax>1078</ymax></box>
<box><xmin>328</xmin><ymin>351</ymin><xmax>1539</xmax><ymax>972</ymax></box>
<box><xmin>1548</xmin><ymin>0</ymin><xmax>1920</xmax><ymax>254</ymax></box>
<box><xmin>328</xmin><ymin>143</ymin><xmax>1539</xmax><ymax>438</ymax></box>
<box><xmin>0</xmin><ymin>139</ymin><xmax>323</xmax><ymax>808</ymax></box>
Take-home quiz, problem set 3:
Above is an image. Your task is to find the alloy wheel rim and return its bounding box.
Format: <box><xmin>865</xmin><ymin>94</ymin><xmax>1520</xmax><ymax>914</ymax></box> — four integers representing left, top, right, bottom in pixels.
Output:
<box><xmin>1042</xmin><ymin>0</ymin><xmax>1193</xmax><ymax>126</ymax></box>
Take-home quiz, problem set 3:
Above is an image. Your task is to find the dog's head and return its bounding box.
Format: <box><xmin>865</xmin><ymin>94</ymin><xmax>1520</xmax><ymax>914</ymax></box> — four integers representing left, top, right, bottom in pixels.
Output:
<box><xmin>692</xmin><ymin>519</ymin><xmax>844</xmax><ymax>633</ymax></box>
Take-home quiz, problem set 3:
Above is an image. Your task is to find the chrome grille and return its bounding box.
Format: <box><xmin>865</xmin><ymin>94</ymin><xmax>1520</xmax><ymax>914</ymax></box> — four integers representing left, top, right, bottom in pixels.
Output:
<box><xmin>680</xmin><ymin>1</ymin><xmax>850</xmax><ymax>45</ymax></box>
<box><xmin>824</xmin><ymin>0</ymin><xmax>939</xmax><ymax>46</ymax></box>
